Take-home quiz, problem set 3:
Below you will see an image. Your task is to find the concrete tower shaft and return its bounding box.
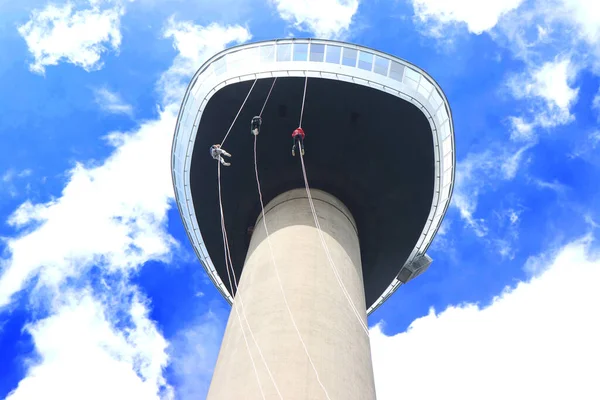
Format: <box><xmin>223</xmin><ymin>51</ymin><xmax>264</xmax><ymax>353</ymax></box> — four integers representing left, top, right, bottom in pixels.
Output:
<box><xmin>207</xmin><ymin>189</ymin><xmax>376</xmax><ymax>400</ymax></box>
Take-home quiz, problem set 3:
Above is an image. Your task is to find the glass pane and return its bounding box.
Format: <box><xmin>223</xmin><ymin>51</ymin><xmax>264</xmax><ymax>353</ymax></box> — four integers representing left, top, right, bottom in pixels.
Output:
<box><xmin>358</xmin><ymin>51</ymin><xmax>373</xmax><ymax>71</ymax></box>
<box><xmin>293</xmin><ymin>43</ymin><xmax>308</xmax><ymax>61</ymax></box>
<box><xmin>420</xmin><ymin>78</ymin><xmax>434</xmax><ymax>95</ymax></box>
<box><xmin>440</xmin><ymin>121</ymin><xmax>450</xmax><ymax>139</ymax></box>
<box><xmin>389</xmin><ymin>61</ymin><xmax>404</xmax><ymax>82</ymax></box>
<box><xmin>443</xmin><ymin>153</ymin><xmax>452</xmax><ymax>172</ymax></box>
<box><xmin>309</xmin><ymin>44</ymin><xmax>325</xmax><ymax>61</ymax></box>
<box><xmin>404</xmin><ymin>67</ymin><xmax>421</xmax><ymax>82</ymax></box>
<box><xmin>418</xmin><ymin>80</ymin><xmax>432</xmax><ymax>98</ymax></box>
<box><xmin>440</xmin><ymin>182</ymin><xmax>451</xmax><ymax>202</ymax></box>
<box><xmin>443</xmin><ymin>169</ymin><xmax>451</xmax><ymax>186</ymax></box>
<box><xmin>404</xmin><ymin>76</ymin><xmax>418</xmax><ymax>90</ymax></box>
<box><xmin>214</xmin><ymin>56</ymin><xmax>227</xmax><ymax>75</ymax></box>
<box><xmin>430</xmin><ymin>90</ymin><xmax>442</xmax><ymax>110</ymax></box>
<box><xmin>276</xmin><ymin>43</ymin><xmax>292</xmax><ymax>61</ymax></box>
<box><xmin>342</xmin><ymin>47</ymin><xmax>357</xmax><ymax>67</ymax></box>
<box><xmin>374</xmin><ymin>55</ymin><xmax>389</xmax><ymax>76</ymax></box>
<box><xmin>260</xmin><ymin>45</ymin><xmax>275</xmax><ymax>62</ymax></box>
<box><xmin>442</xmin><ymin>138</ymin><xmax>452</xmax><ymax>155</ymax></box>
<box><xmin>437</xmin><ymin>106</ymin><xmax>449</xmax><ymax>124</ymax></box>
<box><xmin>325</xmin><ymin>45</ymin><xmax>341</xmax><ymax>63</ymax></box>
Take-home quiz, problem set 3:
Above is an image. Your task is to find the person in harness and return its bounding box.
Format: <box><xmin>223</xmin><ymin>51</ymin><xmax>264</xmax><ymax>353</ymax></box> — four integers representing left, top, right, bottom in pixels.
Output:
<box><xmin>210</xmin><ymin>144</ymin><xmax>231</xmax><ymax>166</ymax></box>
<box><xmin>251</xmin><ymin>116</ymin><xmax>262</xmax><ymax>136</ymax></box>
<box><xmin>291</xmin><ymin>127</ymin><xmax>305</xmax><ymax>156</ymax></box>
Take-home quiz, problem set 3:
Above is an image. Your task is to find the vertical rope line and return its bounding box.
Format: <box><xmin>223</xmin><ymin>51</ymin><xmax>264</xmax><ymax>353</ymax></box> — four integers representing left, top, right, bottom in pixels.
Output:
<box><xmin>299</xmin><ymin>75</ymin><xmax>308</xmax><ymax>128</ymax></box>
<box><xmin>259</xmin><ymin>77</ymin><xmax>278</xmax><ymax>117</ymax></box>
<box><xmin>217</xmin><ymin>162</ymin><xmax>267</xmax><ymax>400</ymax></box>
<box><xmin>254</xmin><ymin>135</ymin><xmax>332</xmax><ymax>400</ymax></box>
<box><xmin>298</xmin><ymin>152</ymin><xmax>370</xmax><ymax>336</ymax></box>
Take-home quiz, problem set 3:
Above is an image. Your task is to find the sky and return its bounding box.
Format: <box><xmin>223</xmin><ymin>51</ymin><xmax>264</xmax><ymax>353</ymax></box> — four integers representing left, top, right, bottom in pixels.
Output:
<box><xmin>0</xmin><ymin>0</ymin><xmax>599</xmax><ymax>399</ymax></box>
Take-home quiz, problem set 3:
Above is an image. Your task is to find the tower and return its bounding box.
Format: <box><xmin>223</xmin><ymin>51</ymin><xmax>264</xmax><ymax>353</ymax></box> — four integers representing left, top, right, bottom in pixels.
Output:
<box><xmin>171</xmin><ymin>39</ymin><xmax>455</xmax><ymax>399</ymax></box>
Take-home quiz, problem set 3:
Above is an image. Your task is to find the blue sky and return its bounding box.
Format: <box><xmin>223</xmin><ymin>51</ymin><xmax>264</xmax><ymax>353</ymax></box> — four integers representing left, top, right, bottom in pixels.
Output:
<box><xmin>1</xmin><ymin>0</ymin><xmax>599</xmax><ymax>399</ymax></box>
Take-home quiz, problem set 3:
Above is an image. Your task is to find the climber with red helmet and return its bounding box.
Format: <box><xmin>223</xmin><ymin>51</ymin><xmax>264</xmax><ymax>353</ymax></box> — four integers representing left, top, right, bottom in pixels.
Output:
<box><xmin>291</xmin><ymin>127</ymin><xmax>305</xmax><ymax>157</ymax></box>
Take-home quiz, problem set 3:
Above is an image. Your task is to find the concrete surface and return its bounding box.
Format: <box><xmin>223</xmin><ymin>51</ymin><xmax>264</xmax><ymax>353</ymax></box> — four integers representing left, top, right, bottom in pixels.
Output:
<box><xmin>206</xmin><ymin>188</ymin><xmax>376</xmax><ymax>400</ymax></box>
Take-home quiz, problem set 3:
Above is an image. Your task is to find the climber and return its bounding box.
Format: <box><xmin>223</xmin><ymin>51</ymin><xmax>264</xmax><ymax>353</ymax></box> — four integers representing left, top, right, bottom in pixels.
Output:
<box><xmin>291</xmin><ymin>127</ymin><xmax>305</xmax><ymax>157</ymax></box>
<box><xmin>251</xmin><ymin>116</ymin><xmax>262</xmax><ymax>136</ymax></box>
<box><xmin>210</xmin><ymin>144</ymin><xmax>231</xmax><ymax>166</ymax></box>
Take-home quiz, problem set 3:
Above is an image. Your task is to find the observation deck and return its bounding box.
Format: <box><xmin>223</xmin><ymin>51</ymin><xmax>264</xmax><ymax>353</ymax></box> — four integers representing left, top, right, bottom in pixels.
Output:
<box><xmin>171</xmin><ymin>38</ymin><xmax>455</xmax><ymax>314</ymax></box>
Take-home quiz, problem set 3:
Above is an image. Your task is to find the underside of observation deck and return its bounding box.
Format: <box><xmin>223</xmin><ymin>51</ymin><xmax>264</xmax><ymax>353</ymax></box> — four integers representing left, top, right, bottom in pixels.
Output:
<box><xmin>189</xmin><ymin>76</ymin><xmax>434</xmax><ymax>307</ymax></box>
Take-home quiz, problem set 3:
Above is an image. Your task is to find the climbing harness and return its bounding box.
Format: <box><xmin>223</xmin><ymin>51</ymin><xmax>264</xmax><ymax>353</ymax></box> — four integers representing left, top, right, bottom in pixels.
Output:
<box><xmin>251</xmin><ymin>116</ymin><xmax>262</xmax><ymax>136</ymax></box>
<box><xmin>211</xmin><ymin>144</ymin><xmax>231</xmax><ymax>166</ymax></box>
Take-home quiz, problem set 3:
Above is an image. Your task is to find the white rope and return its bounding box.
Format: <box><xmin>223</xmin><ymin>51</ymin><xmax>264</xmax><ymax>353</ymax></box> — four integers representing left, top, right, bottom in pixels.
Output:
<box><xmin>253</xmin><ymin>135</ymin><xmax>332</xmax><ymax>400</ymax></box>
<box><xmin>299</xmin><ymin>75</ymin><xmax>308</xmax><ymax>128</ymax></box>
<box><xmin>260</xmin><ymin>77</ymin><xmax>277</xmax><ymax>117</ymax></box>
<box><xmin>294</xmin><ymin>76</ymin><xmax>369</xmax><ymax>336</ymax></box>
<box><xmin>219</xmin><ymin>213</ymin><xmax>283</xmax><ymax>399</ymax></box>
<box><xmin>218</xmin><ymin>163</ymin><xmax>268</xmax><ymax>400</ymax></box>
<box><xmin>298</xmin><ymin>151</ymin><xmax>370</xmax><ymax>336</ymax></box>
<box><xmin>221</xmin><ymin>78</ymin><xmax>258</xmax><ymax>146</ymax></box>
<box><xmin>215</xmin><ymin>76</ymin><xmax>283</xmax><ymax>399</ymax></box>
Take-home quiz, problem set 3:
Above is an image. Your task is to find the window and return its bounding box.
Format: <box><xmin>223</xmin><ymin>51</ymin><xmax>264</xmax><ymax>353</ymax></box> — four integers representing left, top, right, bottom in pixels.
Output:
<box><xmin>213</xmin><ymin>56</ymin><xmax>226</xmax><ymax>75</ymax></box>
<box><xmin>276</xmin><ymin>43</ymin><xmax>292</xmax><ymax>61</ymax></box>
<box><xmin>358</xmin><ymin>51</ymin><xmax>373</xmax><ymax>71</ymax></box>
<box><xmin>325</xmin><ymin>45</ymin><xmax>341</xmax><ymax>63</ymax></box>
<box><xmin>260</xmin><ymin>45</ymin><xmax>275</xmax><ymax>62</ymax></box>
<box><xmin>389</xmin><ymin>61</ymin><xmax>404</xmax><ymax>82</ymax></box>
<box><xmin>293</xmin><ymin>43</ymin><xmax>308</xmax><ymax>61</ymax></box>
<box><xmin>342</xmin><ymin>47</ymin><xmax>357</xmax><ymax>67</ymax></box>
<box><xmin>373</xmin><ymin>55</ymin><xmax>389</xmax><ymax>76</ymax></box>
<box><xmin>309</xmin><ymin>43</ymin><xmax>325</xmax><ymax>62</ymax></box>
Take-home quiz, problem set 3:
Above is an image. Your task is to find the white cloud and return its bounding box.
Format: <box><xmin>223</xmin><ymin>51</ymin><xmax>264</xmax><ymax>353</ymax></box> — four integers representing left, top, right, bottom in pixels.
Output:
<box><xmin>160</xmin><ymin>19</ymin><xmax>252</xmax><ymax>106</ymax></box>
<box><xmin>94</xmin><ymin>87</ymin><xmax>134</xmax><ymax>116</ymax></box>
<box><xmin>6</xmin><ymin>290</ymin><xmax>172</xmax><ymax>400</ymax></box>
<box><xmin>372</xmin><ymin>235</ymin><xmax>600</xmax><ymax>400</ymax></box>
<box><xmin>271</xmin><ymin>0</ymin><xmax>359</xmax><ymax>39</ymax></box>
<box><xmin>411</xmin><ymin>0</ymin><xmax>525</xmax><ymax>36</ymax></box>
<box><xmin>508</xmin><ymin>57</ymin><xmax>579</xmax><ymax>132</ymax></box>
<box><xmin>168</xmin><ymin>311</ymin><xmax>226</xmax><ymax>400</ymax></box>
<box><xmin>593</xmin><ymin>87</ymin><xmax>600</xmax><ymax>118</ymax></box>
<box><xmin>2</xmin><ymin>17</ymin><xmax>252</xmax><ymax>399</ymax></box>
<box><xmin>508</xmin><ymin>116</ymin><xmax>535</xmax><ymax>142</ymax></box>
<box><xmin>452</xmin><ymin>145</ymin><xmax>530</xmax><ymax>237</ymax></box>
<box><xmin>17</xmin><ymin>1</ymin><xmax>124</xmax><ymax>74</ymax></box>
<box><xmin>0</xmin><ymin>110</ymin><xmax>177</xmax><ymax>308</ymax></box>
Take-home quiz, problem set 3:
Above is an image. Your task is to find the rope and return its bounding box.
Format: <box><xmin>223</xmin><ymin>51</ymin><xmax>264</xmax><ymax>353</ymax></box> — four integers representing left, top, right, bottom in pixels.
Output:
<box><xmin>298</xmin><ymin>152</ymin><xmax>370</xmax><ymax>336</ymax></box>
<box><xmin>218</xmin><ymin>163</ymin><xmax>268</xmax><ymax>399</ymax></box>
<box><xmin>299</xmin><ymin>75</ymin><xmax>308</xmax><ymax>128</ymax></box>
<box><xmin>259</xmin><ymin>77</ymin><xmax>277</xmax><ymax>117</ymax></box>
<box><xmin>254</xmin><ymin>135</ymin><xmax>332</xmax><ymax>400</ymax></box>
<box><xmin>294</xmin><ymin>75</ymin><xmax>369</xmax><ymax>336</ymax></box>
<box><xmin>221</xmin><ymin>78</ymin><xmax>258</xmax><ymax>147</ymax></box>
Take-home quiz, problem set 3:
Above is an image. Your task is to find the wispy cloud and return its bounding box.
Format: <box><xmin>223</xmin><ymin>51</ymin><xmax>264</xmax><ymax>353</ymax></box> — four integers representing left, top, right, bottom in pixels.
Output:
<box><xmin>270</xmin><ymin>0</ymin><xmax>359</xmax><ymax>39</ymax></box>
<box><xmin>94</xmin><ymin>87</ymin><xmax>133</xmax><ymax>116</ymax></box>
<box><xmin>17</xmin><ymin>0</ymin><xmax>124</xmax><ymax>74</ymax></box>
<box><xmin>507</xmin><ymin>57</ymin><xmax>579</xmax><ymax>138</ymax></box>
<box><xmin>410</xmin><ymin>0</ymin><xmax>525</xmax><ymax>36</ymax></box>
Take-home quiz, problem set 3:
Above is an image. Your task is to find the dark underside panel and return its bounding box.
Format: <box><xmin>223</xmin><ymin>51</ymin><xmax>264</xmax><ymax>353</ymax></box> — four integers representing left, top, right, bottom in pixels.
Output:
<box><xmin>189</xmin><ymin>77</ymin><xmax>434</xmax><ymax>307</ymax></box>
